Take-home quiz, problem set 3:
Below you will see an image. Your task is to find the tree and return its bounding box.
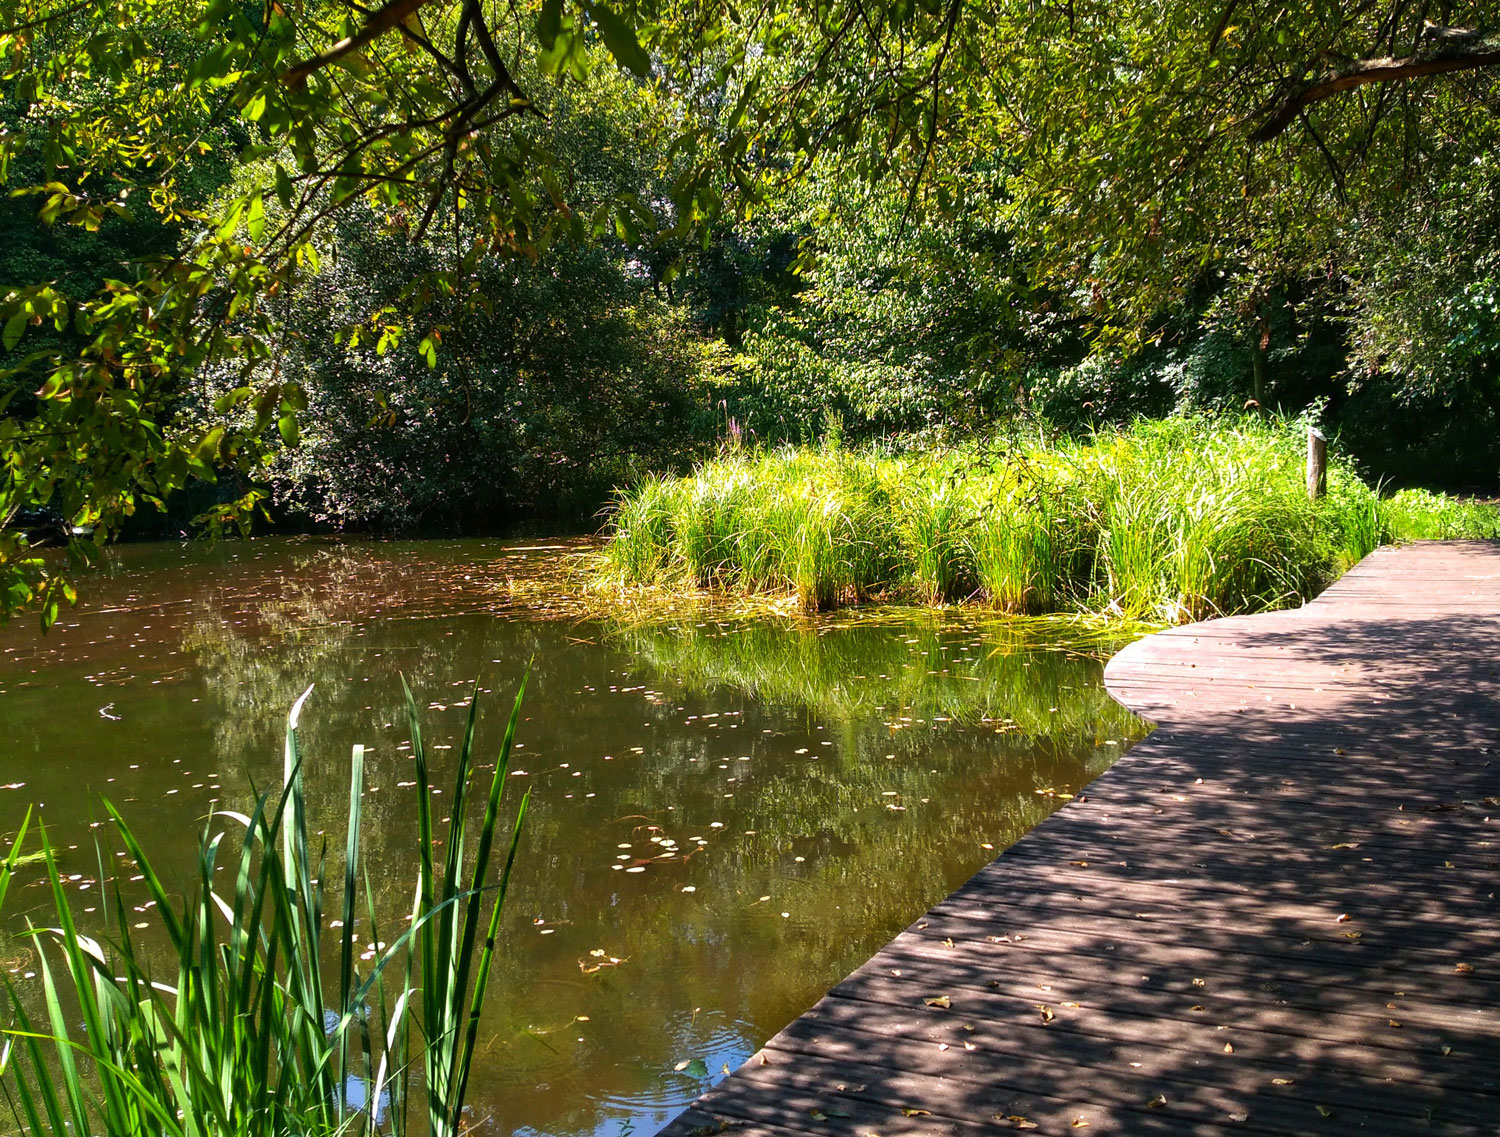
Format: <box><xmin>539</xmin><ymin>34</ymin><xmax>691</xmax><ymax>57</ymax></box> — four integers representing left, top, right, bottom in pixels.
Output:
<box><xmin>4</xmin><ymin>0</ymin><xmax>1498</xmax><ymax>622</ymax></box>
<box><xmin>0</xmin><ymin>0</ymin><xmax>691</xmax><ymax>623</ymax></box>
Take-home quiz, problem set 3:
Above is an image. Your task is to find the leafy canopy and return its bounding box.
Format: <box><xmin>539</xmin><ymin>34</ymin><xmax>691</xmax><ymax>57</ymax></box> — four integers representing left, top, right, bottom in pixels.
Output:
<box><xmin>2</xmin><ymin>0</ymin><xmax>1497</xmax><ymax>622</ymax></box>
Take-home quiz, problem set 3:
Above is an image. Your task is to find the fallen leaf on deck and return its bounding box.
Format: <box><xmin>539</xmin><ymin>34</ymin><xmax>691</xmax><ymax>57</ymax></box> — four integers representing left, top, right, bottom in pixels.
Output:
<box><xmin>1146</xmin><ymin>1093</ymin><xmax>1167</xmax><ymax>1108</ymax></box>
<box><xmin>924</xmin><ymin>996</ymin><xmax>951</xmax><ymax>1009</ymax></box>
<box><xmin>1038</xmin><ymin>1005</ymin><xmax>1055</xmax><ymax>1022</ymax></box>
<box><xmin>1315</xmin><ymin>1105</ymin><xmax>1334</xmax><ymax>1118</ymax></box>
<box><xmin>901</xmin><ymin>1109</ymin><xmax>930</xmax><ymax>1117</ymax></box>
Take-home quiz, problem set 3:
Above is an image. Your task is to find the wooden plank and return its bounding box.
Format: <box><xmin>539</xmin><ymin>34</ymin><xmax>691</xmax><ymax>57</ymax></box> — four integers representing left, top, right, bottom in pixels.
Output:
<box><xmin>656</xmin><ymin>542</ymin><xmax>1500</xmax><ymax>1137</ymax></box>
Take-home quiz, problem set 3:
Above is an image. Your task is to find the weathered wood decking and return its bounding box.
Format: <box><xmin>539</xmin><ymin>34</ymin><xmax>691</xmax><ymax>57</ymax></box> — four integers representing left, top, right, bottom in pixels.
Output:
<box><xmin>657</xmin><ymin>540</ymin><xmax>1500</xmax><ymax>1136</ymax></box>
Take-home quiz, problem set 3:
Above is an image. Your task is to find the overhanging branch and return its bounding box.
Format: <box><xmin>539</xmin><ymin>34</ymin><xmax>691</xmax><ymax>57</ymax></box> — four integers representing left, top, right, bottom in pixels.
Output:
<box><xmin>1252</xmin><ymin>27</ymin><xmax>1500</xmax><ymax>142</ymax></box>
<box><xmin>283</xmin><ymin>0</ymin><xmax>436</xmax><ymax>88</ymax></box>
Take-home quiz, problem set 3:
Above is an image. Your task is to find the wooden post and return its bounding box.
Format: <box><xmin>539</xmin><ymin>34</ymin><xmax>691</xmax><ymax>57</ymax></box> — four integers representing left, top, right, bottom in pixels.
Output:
<box><xmin>1307</xmin><ymin>427</ymin><xmax>1327</xmax><ymax>500</ymax></box>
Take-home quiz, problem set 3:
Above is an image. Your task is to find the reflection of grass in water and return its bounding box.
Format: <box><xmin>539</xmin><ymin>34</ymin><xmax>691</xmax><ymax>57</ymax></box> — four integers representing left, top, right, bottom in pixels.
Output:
<box><xmin>606</xmin><ymin>612</ymin><xmax>1148</xmax><ymax>746</ymax></box>
<box><xmin>492</xmin><ymin>614</ymin><xmax>1151</xmax><ymax>1076</ymax></box>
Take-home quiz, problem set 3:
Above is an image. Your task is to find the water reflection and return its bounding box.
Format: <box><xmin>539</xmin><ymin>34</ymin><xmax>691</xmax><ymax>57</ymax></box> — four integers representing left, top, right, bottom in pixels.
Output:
<box><xmin>0</xmin><ymin>538</ymin><xmax>1146</xmax><ymax>1137</ymax></box>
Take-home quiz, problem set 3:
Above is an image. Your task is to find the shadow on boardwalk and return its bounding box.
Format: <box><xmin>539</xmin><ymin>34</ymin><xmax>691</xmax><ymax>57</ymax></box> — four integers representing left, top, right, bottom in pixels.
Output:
<box><xmin>657</xmin><ymin>541</ymin><xmax>1500</xmax><ymax>1136</ymax></box>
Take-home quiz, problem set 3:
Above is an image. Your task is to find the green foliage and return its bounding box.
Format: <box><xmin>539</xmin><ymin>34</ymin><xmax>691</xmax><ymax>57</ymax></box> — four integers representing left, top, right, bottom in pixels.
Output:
<box><xmin>0</xmin><ymin>0</ymin><xmax>712</xmax><ymax>618</ymax></box>
<box><xmin>0</xmin><ymin>679</ymin><xmax>529</xmax><ymax>1137</ymax></box>
<box><xmin>720</xmin><ymin>178</ymin><xmax>1074</xmax><ymax>442</ymax></box>
<box><xmin>1381</xmin><ymin>489</ymin><xmax>1500</xmax><ymax>541</ymax></box>
<box><xmin>5</xmin><ymin>0</ymin><xmax>1500</xmax><ymax>624</ymax></box>
<box><xmin>603</xmin><ymin>414</ymin><xmax>1391</xmax><ymax>622</ymax></box>
<box><xmin>247</xmin><ymin>223</ymin><xmax>715</xmax><ymax>530</ymax></box>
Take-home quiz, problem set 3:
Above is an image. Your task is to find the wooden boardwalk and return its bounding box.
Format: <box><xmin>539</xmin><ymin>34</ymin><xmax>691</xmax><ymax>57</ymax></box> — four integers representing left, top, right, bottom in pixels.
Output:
<box><xmin>657</xmin><ymin>541</ymin><xmax>1500</xmax><ymax>1136</ymax></box>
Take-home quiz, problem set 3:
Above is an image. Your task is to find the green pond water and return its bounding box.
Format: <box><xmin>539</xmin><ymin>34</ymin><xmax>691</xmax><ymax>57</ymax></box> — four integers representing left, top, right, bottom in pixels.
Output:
<box><xmin>0</xmin><ymin>537</ymin><xmax>1146</xmax><ymax>1137</ymax></box>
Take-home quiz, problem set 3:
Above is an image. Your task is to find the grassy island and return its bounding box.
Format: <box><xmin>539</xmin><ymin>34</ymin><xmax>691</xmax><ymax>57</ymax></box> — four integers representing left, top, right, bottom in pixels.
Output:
<box><xmin>603</xmin><ymin>416</ymin><xmax>1499</xmax><ymax>622</ymax></box>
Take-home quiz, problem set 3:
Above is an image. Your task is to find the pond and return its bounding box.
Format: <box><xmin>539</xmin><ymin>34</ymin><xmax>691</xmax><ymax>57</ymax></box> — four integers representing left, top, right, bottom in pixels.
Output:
<box><xmin>0</xmin><ymin>537</ymin><xmax>1147</xmax><ymax>1137</ymax></box>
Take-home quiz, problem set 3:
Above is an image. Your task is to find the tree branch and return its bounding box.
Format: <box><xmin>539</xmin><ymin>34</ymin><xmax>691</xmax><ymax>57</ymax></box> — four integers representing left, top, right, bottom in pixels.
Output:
<box><xmin>1252</xmin><ymin>26</ymin><xmax>1500</xmax><ymax>142</ymax></box>
<box><xmin>282</xmin><ymin>0</ymin><xmax>436</xmax><ymax>88</ymax></box>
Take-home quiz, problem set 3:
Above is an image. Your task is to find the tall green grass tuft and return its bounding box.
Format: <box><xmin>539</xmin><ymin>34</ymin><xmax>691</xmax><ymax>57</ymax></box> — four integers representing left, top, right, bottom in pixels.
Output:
<box><xmin>603</xmin><ymin>414</ymin><xmax>1474</xmax><ymax>623</ymax></box>
<box><xmin>0</xmin><ymin>677</ymin><xmax>530</xmax><ymax>1137</ymax></box>
<box><xmin>1380</xmin><ymin>488</ymin><xmax>1500</xmax><ymax>540</ymax></box>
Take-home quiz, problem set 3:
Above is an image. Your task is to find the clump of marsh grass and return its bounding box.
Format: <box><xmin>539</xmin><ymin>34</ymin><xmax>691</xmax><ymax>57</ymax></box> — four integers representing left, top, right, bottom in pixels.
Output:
<box><xmin>1072</xmin><ymin>418</ymin><xmax>1328</xmax><ymax>621</ymax></box>
<box><xmin>0</xmin><ymin>676</ymin><xmax>530</xmax><ymax>1137</ymax></box>
<box><xmin>1381</xmin><ymin>488</ymin><xmax>1500</xmax><ymax>540</ymax></box>
<box><xmin>601</xmin><ymin>413</ymin><xmax>1465</xmax><ymax>623</ymax></box>
<box><xmin>605</xmin><ymin>447</ymin><xmax>908</xmax><ymax>610</ymax></box>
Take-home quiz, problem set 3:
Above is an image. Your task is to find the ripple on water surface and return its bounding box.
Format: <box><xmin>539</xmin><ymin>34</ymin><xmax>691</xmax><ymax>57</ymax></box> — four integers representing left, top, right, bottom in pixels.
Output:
<box><xmin>0</xmin><ymin>536</ymin><xmax>1146</xmax><ymax>1137</ymax></box>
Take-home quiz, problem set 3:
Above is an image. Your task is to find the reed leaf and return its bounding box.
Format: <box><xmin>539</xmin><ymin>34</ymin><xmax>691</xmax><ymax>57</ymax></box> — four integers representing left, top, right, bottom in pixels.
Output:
<box><xmin>0</xmin><ymin>676</ymin><xmax>530</xmax><ymax>1137</ymax></box>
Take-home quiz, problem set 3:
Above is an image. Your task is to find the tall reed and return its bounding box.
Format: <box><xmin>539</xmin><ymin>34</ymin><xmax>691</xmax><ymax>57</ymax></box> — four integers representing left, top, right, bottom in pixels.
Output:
<box><xmin>602</xmin><ymin>413</ymin><xmax>1454</xmax><ymax>622</ymax></box>
<box><xmin>0</xmin><ymin>677</ymin><xmax>530</xmax><ymax>1137</ymax></box>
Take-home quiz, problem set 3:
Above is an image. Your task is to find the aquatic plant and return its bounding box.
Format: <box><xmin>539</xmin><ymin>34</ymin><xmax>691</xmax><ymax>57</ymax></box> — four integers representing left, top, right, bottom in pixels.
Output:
<box><xmin>0</xmin><ymin>677</ymin><xmax>530</xmax><ymax>1137</ymax></box>
<box><xmin>602</xmin><ymin>413</ymin><xmax>1435</xmax><ymax>622</ymax></box>
<box><xmin>1380</xmin><ymin>488</ymin><xmax>1500</xmax><ymax>541</ymax></box>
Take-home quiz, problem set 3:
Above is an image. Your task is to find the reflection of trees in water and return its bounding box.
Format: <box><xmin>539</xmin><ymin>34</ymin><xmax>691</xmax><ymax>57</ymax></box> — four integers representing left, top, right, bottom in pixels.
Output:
<box><xmin>176</xmin><ymin>542</ymin><xmax>545</xmax><ymax>822</ymax></box>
